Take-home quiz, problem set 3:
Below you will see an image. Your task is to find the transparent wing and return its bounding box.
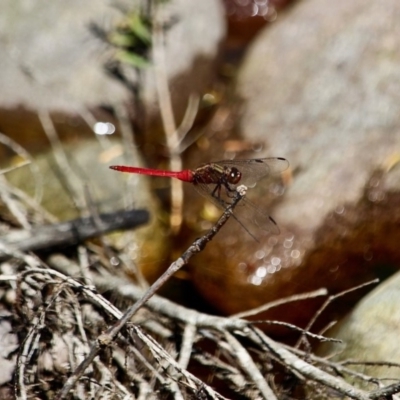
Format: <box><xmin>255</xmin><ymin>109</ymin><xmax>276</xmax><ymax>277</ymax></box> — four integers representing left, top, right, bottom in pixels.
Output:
<box><xmin>190</xmin><ymin>158</ymin><xmax>288</xmax><ymax>240</ymax></box>
<box><xmin>192</xmin><ymin>181</ymin><xmax>280</xmax><ymax>240</ymax></box>
<box><xmin>211</xmin><ymin>157</ymin><xmax>289</xmax><ymax>188</ymax></box>
<box><xmin>241</xmin><ymin>196</ymin><xmax>280</xmax><ymax>235</ymax></box>
<box><xmin>193</xmin><ymin>181</ymin><xmax>233</xmax><ymax>210</ymax></box>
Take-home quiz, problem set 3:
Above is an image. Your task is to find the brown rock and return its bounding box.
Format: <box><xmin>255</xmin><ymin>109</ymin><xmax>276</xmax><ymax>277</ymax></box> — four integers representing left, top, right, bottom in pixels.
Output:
<box><xmin>190</xmin><ymin>0</ymin><xmax>400</xmax><ymax>335</ymax></box>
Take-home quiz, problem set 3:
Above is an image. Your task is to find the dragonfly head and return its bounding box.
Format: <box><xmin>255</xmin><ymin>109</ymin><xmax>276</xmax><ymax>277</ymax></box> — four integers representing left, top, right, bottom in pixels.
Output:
<box><xmin>227</xmin><ymin>167</ymin><xmax>242</xmax><ymax>185</ymax></box>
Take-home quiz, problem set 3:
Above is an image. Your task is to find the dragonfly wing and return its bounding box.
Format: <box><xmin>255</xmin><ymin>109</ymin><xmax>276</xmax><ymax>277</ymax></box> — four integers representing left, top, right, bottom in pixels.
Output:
<box><xmin>241</xmin><ymin>197</ymin><xmax>280</xmax><ymax>235</ymax></box>
<box><xmin>192</xmin><ymin>181</ymin><xmax>280</xmax><ymax>240</ymax></box>
<box><xmin>214</xmin><ymin>157</ymin><xmax>289</xmax><ymax>188</ymax></box>
<box><xmin>192</xmin><ymin>181</ymin><xmax>231</xmax><ymax>210</ymax></box>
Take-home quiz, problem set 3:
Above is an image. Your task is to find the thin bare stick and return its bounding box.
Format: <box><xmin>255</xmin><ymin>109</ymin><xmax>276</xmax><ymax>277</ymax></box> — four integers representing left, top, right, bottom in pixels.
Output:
<box><xmin>224</xmin><ymin>331</ymin><xmax>278</xmax><ymax>400</ymax></box>
<box><xmin>342</xmin><ymin>360</ymin><xmax>400</xmax><ymax>368</ymax></box>
<box><xmin>133</xmin><ymin>326</ymin><xmax>227</xmax><ymax>399</ymax></box>
<box><xmin>109</xmin><ymin>104</ymin><xmax>150</xmax><ymax>290</ymax></box>
<box><xmin>0</xmin><ymin>160</ymin><xmax>31</xmax><ymax>175</ymax></box>
<box><xmin>317</xmin><ymin>320</ymin><xmax>338</xmax><ymax>337</ymax></box>
<box><xmin>295</xmin><ymin>279</ymin><xmax>379</xmax><ymax>349</ymax></box>
<box><xmin>38</xmin><ymin>109</ymin><xmax>86</xmax><ymax>212</ymax></box>
<box><xmin>15</xmin><ymin>282</ymin><xmax>67</xmax><ymax>400</ymax></box>
<box><xmin>152</xmin><ymin>4</ymin><xmax>182</xmax><ymax>233</ymax></box>
<box><xmin>0</xmin><ymin>178</ymin><xmax>57</xmax><ymax>223</ymax></box>
<box><xmin>0</xmin><ymin>131</ymin><xmax>43</xmax><ymax>203</ymax></box>
<box><xmin>252</xmin><ymin>320</ymin><xmax>341</xmax><ymax>343</ymax></box>
<box><xmin>77</xmin><ymin>246</ymin><xmax>92</xmax><ymax>287</ymax></box>
<box><xmin>232</xmin><ymin>288</ymin><xmax>328</xmax><ymax>319</ymax></box>
<box><xmin>296</xmin><ymin>348</ymin><xmax>400</xmax><ymax>398</ymax></box>
<box><xmin>178</xmin><ymin>106</ymin><xmax>231</xmax><ymax>154</ymax></box>
<box><xmin>19</xmin><ymin>268</ymin><xmax>123</xmax><ymax>320</ymax></box>
<box><xmin>369</xmin><ymin>381</ymin><xmax>400</xmax><ymax>399</ymax></box>
<box><xmin>151</xmin><ymin>5</ymin><xmax>201</xmax><ymax>233</ymax></box>
<box><xmin>178</xmin><ymin>323</ymin><xmax>196</xmax><ymax>369</ymax></box>
<box><xmin>175</xmin><ymin>94</ymin><xmax>200</xmax><ymax>151</ymax></box>
<box><xmin>0</xmin><ymin>243</ymin><xmax>41</xmax><ymax>269</ymax></box>
<box><xmin>0</xmin><ymin>208</ymin><xmax>148</xmax><ymax>259</ymax></box>
<box><xmin>55</xmin><ymin>185</ymin><xmax>247</xmax><ymax>399</ymax></box>
<box><xmin>0</xmin><ymin>175</ymin><xmax>31</xmax><ymax>230</ymax></box>
<box><xmin>113</xmin><ymin>102</ymin><xmax>137</xmax><ymax>178</ymax></box>
<box><xmin>48</xmin><ymin>253</ymin><xmax>251</xmax><ymax>332</ymax></box>
<box><xmin>16</xmin><ymin>314</ymin><xmax>40</xmax><ymax>400</ymax></box>
<box><xmin>251</xmin><ymin>327</ymin><xmax>371</xmax><ymax>400</ymax></box>
<box><xmin>151</xmin><ymin>5</ymin><xmax>178</xmax><ymax>146</ymax></box>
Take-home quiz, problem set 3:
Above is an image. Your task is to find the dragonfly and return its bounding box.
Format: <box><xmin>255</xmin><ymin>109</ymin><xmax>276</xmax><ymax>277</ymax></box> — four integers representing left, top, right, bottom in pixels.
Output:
<box><xmin>110</xmin><ymin>157</ymin><xmax>289</xmax><ymax>240</ymax></box>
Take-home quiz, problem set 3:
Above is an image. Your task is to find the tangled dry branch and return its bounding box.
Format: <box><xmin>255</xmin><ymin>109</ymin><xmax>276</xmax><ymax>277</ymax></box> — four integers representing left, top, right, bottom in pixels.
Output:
<box><xmin>0</xmin><ymin>137</ymin><xmax>399</xmax><ymax>399</ymax></box>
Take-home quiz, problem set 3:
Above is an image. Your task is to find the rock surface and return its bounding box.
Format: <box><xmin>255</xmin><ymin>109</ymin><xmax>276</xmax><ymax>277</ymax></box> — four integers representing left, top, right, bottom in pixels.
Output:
<box><xmin>0</xmin><ymin>0</ymin><xmax>128</xmax><ymax>111</ymax></box>
<box><xmin>238</xmin><ymin>0</ymin><xmax>400</xmax><ymax>233</ymax></box>
<box><xmin>190</xmin><ymin>0</ymin><xmax>400</xmax><ymax>332</ymax></box>
<box><xmin>319</xmin><ymin>271</ymin><xmax>400</xmax><ymax>388</ymax></box>
<box><xmin>0</xmin><ymin>0</ymin><xmax>225</xmax><ymax>113</ymax></box>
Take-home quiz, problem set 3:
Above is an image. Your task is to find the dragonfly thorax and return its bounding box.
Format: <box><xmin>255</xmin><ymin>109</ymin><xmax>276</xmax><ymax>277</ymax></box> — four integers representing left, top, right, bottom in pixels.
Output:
<box><xmin>191</xmin><ymin>164</ymin><xmax>242</xmax><ymax>186</ymax></box>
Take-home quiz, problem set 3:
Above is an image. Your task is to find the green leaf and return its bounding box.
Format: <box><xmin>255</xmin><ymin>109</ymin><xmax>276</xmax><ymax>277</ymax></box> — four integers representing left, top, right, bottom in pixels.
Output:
<box><xmin>109</xmin><ymin>31</ymin><xmax>137</xmax><ymax>48</ymax></box>
<box><xmin>128</xmin><ymin>14</ymin><xmax>151</xmax><ymax>44</ymax></box>
<box><xmin>116</xmin><ymin>50</ymin><xmax>151</xmax><ymax>68</ymax></box>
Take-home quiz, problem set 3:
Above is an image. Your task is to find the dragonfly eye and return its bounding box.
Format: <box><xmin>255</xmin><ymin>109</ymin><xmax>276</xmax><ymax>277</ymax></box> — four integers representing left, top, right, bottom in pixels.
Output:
<box><xmin>228</xmin><ymin>168</ymin><xmax>242</xmax><ymax>184</ymax></box>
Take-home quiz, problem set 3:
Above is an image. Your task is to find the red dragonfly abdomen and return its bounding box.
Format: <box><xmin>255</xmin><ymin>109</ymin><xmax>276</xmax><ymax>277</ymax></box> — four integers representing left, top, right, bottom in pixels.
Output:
<box><xmin>109</xmin><ymin>165</ymin><xmax>194</xmax><ymax>182</ymax></box>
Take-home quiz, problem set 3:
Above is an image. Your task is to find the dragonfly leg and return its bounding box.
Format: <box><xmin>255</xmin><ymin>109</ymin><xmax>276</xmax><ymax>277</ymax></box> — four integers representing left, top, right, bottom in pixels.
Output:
<box><xmin>223</xmin><ymin>182</ymin><xmax>236</xmax><ymax>198</ymax></box>
<box><xmin>211</xmin><ymin>184</ymin><xmax>230</xmax><ymax>207</ymax></box>
<box><xmin>211</xmin><ymin>183</ymin><xmax>222</xmax><ymax>199</ymax></box>
<box><xmin>211</xmin><ymin>185</ymin><xmax>217</xmax><ymax>197</ymax></box>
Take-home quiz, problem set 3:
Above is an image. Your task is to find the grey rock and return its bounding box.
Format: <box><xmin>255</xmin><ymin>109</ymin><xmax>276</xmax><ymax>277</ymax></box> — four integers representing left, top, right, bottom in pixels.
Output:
<box><xmin>237</xmin><ymin>0</ymin><xmax>400</xmax><ymax>233</ymax></box>
<box><xmin>0</xmin><ymin>0</ymin><xmax>129</xmax><ymax>111</ymax></box>
<box><xmin>319</xmin><ymin>271</ymin><xmax>400</xmax><ymax>387</ymax></box>
<box><xmin>0</xmin><ymin>0</ymin><xmax>226</xmax><ymax>116</ymax></box>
